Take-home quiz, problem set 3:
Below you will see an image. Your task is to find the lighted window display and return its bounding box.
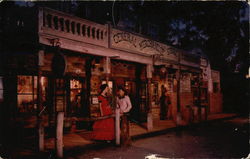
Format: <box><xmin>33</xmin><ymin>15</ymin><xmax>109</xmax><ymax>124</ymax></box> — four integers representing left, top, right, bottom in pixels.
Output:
<box><xmin>139</xmin><ymin>82</ymin><xmax>147</xmax><ymax>112</ymax></box>
<box><xmin>41</xmin><ymin>77</ymin><xmax>48</xmax><ymax>108</ymax></box>
<box><xmin>102</xmin><ymin>80</ymin><xmax>113</xmax><ymax>89</ymax></box>
<box><xmin>70</xmin><ymin>79</ymin><xmax>83</xmax><ymax>115</ymax></box>
<box><xmin>151</xmin><ymin>82</ymin><xmax>159</xmax><ymax>106</ymax></box>
<box><xmin>101</xmin><ymin>80</ymin><xmax>113</xmax><ymax>94</ymax></box>
<box><xmin>17</xmin><ymin>76</ymin><xmax>37</xmax><ymax>114</ymax></box>
<box><xmin>180</xmin><ymin>73</ymin><xmax>191</xmax><ymax>92</ymax></box>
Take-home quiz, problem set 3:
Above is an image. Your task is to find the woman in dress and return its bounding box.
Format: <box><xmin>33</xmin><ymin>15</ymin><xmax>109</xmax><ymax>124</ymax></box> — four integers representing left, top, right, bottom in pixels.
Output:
<box><xmin>91</xmin><ymin>84</ymin><xmax>115</xmax><ymax>141</ymax></box>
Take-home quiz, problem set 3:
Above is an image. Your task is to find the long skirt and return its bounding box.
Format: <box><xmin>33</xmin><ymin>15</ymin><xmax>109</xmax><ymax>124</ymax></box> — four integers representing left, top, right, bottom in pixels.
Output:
<box><xmin>91</xmin><ymin>118</ymin><xmax>115</xmax><ymax>141</ymax></box>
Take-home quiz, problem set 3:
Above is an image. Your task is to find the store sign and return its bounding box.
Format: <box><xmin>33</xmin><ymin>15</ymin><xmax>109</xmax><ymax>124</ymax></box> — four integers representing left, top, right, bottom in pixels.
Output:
<box><xmin>111</xmin><ymin>29</ymin><xmax>178</xmax><ymax>62</ymax></box>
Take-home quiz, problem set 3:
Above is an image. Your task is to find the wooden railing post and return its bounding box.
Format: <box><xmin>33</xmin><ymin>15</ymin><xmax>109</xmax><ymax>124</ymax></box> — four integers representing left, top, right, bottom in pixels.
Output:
<box><xmin>120</xmin><ymin>114</ymin><xmax>131</xmax><ymax>146</ymax></box>
<box><xmin>115</xmin><ymin>107</ymin><xmax>120</xmax><ymax>146</ymax></box>
<box><xmin>56</xmin><ymin>112</ymin><xmax>64</xmax><ymax>158</ymax></box>
<box><xmin>147</xmin><ymin>64</ymin><xmax>153</xmax><ymax>130</ymax></box>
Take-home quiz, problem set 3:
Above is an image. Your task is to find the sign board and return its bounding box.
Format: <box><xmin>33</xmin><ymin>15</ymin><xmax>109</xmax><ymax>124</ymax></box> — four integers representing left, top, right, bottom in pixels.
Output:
<box><xmin>110</xmin><ymin>29</ymin><xmax>178</xmax><ymax>62</ymax></box>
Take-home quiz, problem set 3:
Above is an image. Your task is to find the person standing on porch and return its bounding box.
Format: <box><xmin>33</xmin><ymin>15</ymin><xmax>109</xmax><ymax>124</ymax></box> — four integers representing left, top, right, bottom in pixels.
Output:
<box><xmin>116</xmin><ymin>86</ymin><xmax>132</xmax><ymax>114</ymax></box>
<box><xmin>91</xmin><ymin>84</ymin><xmax>115</xmax><ymax>142</ymax></box>
<box><xmin>160</xmin><ymin>85</ymin><xmax>171</xmax><ymax>120</ymax></box>
<box><xmin>116</xmin><ymin>86</ymin><xmax>132</xmax><ymax>145</ymax></box>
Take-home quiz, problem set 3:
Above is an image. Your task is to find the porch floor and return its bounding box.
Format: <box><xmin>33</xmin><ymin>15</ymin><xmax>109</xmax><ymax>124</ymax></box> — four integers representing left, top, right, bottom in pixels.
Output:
<box><xmin>45</xmin><ymin>112</ymin><xmax>237</xmax><ymax>150</ymax></box>
<box><xmin>11</xmin><ymin>113</ymin><xmax>237</xmax><ymax>158</ymax></box>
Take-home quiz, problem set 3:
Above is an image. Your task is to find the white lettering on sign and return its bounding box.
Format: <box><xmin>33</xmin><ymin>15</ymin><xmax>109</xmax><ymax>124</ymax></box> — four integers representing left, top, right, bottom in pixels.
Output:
<box><xmin>113</xmin><ymin>32</ymin><xmax>137</xmax><ymax>47</ymax></box>
<box><xmin>139</xmin><ymin>39</ymin><xmax>165</xmax><ymax>55</ymax></box>
<box><xmin>111</xmin><ymin>29</ymin><xmax>178</xmax><ymax>62</ymax></box>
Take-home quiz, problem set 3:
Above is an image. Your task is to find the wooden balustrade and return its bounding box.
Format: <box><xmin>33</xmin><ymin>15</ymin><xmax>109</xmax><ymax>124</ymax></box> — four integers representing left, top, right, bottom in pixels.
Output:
<box><xmin>39</xmin><ymin>7</ymin><xmax>108</xmax><ymax>47</ymax></box>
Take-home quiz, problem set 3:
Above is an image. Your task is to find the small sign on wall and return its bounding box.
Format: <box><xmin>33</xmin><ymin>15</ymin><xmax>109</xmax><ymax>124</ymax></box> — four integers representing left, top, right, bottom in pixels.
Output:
<box><xmin>91</xmin><ymin>95</ymin><xmax>99</xmax><ymax>105</ymax></box>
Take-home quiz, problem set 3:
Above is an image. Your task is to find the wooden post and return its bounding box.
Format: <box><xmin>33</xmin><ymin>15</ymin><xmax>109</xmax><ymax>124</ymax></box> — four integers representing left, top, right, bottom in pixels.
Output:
<box><xmin>38</xmin><ymin>122</ymin><xmax>44</xmax><ymax>151</ymax></box>
<box><xmin>197</xmin><ymin>75</ymin><xmax>202</xmax><ymax>121</ymax></box>
<box><xmin>147</xmin><ymin>64</ymin><xmax>153</xmax><ymax>130</ymax></box>
<box><xmin>56</xmin><ymin>112</ymin><xmax>64</xmax><ymax>158</ymax></box>
<box><xmin>105</xmin><ymin>56</ymin><xmax>111</xmax><ymax>83</ymax></box>
<box><xmin>176</xmin><ymin>52</ymin><xmax>182</xmax><ymax>125</ymax></box>
<box><xmin>38</xmin><ymin>50</ymin><xmax>44</xmax><ymax>151</ymax></box>
<box><xmin>115</xmin><ymin>107</ymin><xmax>120</xmax><ymax>146</ymax></box>
<box><xmin>120</xmin><ymin>114</ymin><xmax>131</xmax><ymax>146</ymax></box>
<box><xmin>85</xmin><ymin>57</ymin><xmax>93</xmax><ymax>117</ymax></box>
<box><xmin>147</xmin><ymin>79</ymin><xmax>153</xmax><ymax>130</ymax></box>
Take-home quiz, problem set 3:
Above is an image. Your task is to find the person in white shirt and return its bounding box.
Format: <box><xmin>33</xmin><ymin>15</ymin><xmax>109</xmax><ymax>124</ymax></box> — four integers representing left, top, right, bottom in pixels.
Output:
<box><xmin>116</xmin><ymin>86</ymin><xmax>132</xmax><ymax>145</ymax></box>
<box><xmin>116</xmin><ymin>86</ymin><xmax>132</xmax><ymax>114</ymax></box>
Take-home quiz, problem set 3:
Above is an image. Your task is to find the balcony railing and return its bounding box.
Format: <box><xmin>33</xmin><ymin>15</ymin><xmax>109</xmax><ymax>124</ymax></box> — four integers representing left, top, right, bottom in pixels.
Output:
<box><xmin>39</xmin><ymin>7</ymin><xmax>108</xmax><ymax>47</ymax></box>
<box><xmin>38</xmin><ymin>7</ymin><xmax>201</xmax><ymax>67</ymax></box>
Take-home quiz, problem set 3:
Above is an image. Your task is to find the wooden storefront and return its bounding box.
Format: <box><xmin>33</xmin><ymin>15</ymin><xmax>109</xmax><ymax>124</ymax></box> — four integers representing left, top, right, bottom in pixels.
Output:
<box><xmin>2</xmin><ymin>7</ymin><xmax>223</xmax><ymax>131</ymax></box>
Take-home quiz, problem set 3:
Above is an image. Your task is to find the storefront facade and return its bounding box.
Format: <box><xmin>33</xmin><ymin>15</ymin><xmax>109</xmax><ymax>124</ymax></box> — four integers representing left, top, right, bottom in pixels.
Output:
<box><xmin>2</xmin><ymin>7</ymin><xmax>223</xmax><ymax>129</ymax></box>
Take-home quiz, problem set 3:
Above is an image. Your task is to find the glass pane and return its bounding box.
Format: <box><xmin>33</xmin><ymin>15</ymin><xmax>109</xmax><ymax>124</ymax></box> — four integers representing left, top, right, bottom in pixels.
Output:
<box><xmin>18</xmin><ymin>76</ymin><xmax>33</xmax><ymax>93</ymax></box>
<box><xmin>70</xmin><ymin>79</ymin><xmax>82</xmax><ymax>89</ymax></box>
<box><xmin>17</xmin><ymin>94</ymin><xmax>35</xmax><ymax>113</ymax></box>
<box><xmin>101</xmin><ymin>80</ymin><xmax>113</xmax><ymax>89</ymax></box>
<box><xmin>70</xmin><ymin>79</ymin><xmax>83</xmax><ymax>115</ymax></box>
<box><xmin>41</xmin><ymin>76</ymin><xmax>48</xmax><ymax>104</ymax></box>
<box><xmin>34</xmin><ymin>76</ymin><xmax>37</xmax><ymax>92</ymax></box>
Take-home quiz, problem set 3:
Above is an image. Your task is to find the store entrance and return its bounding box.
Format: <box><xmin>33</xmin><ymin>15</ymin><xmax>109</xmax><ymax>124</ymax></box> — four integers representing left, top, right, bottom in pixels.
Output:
<box><xmin>123</xmin><ymin>80</ymin><xmax>148</xmax><ymax>123</ymax></box>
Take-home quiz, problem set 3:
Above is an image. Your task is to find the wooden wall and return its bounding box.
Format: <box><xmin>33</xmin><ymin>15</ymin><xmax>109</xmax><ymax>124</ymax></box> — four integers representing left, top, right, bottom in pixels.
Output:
<box><xmin>209</xmin><ymin>93</ymin><xmax>223</xmax><ymax>114</ymax></box>
<box><xmin>41</xmin><ymin>52</ymin><xmax>86</xmax><ymax>77</ymax></box>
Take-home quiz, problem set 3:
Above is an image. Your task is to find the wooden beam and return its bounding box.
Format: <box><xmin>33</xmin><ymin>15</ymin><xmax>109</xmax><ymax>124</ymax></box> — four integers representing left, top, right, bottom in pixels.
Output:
<box><xmin>56</xmin><ymin>112</ymin><xmax>64</xmax><ymax>158</ymax></box>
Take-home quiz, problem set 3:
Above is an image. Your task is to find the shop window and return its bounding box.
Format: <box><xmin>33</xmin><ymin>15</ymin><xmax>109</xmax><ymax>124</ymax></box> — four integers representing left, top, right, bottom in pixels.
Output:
<box><xmin>17</xmin><ymin>76</ymin><xmax>37</xmax><ymax>114</ymax></box>
<box><xmin>102</xmin><ymin>80</ymin><xmax>113</xmax><ymax>93</ymax></box>
<box><xmin>70</xmin><ymin>79</ymin><xmax>82</xmax><ymax>101</ymax></box>
<box><xmin>140</xmin><ymin>83</ymin><xmax>148</xmax><ymax>112</ymax></box>
<box><xmin>41</xmin><ymin>77</ymin><xmax>48</xmax><ymax>111</ymax></box>
<box><xmin>0</xmin><ymin>77</ymin><xmax>3</xmax><ymax>102</ymax></box>
<box><xmin>69</xmin><ymin>79</ymin><xmax>83</xmax><ymax>116</ymax></box>
<box><xmin>102</xmin><ymin>80</ymin><xmax>113</xmax><ymax>89</ymax></box>
<box><xmin>151</xmin><ymin>82</ymin><xmax>159</xmax><ymax>106</ymax></box>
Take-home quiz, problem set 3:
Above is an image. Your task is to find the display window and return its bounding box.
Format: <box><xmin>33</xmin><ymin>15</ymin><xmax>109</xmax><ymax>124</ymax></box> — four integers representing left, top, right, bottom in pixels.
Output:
<box><xmin>17</xmin><ymin>76</ymin><xmax>37</xmax><ymax>114</ymax></box>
